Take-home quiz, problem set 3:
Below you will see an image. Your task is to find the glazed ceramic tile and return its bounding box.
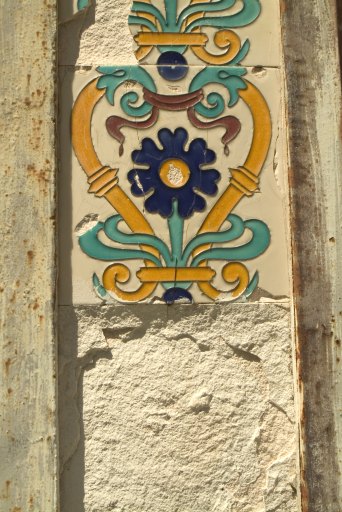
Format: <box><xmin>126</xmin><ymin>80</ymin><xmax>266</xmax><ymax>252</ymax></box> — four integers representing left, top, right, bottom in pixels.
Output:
<box><xmin>129</xmin><ymin>0</ymin><xmax>281</xmax><ymax>67</ymax></box>
<box><xmin>59</xmin><ymin>0</ymin><xmax>288</xmax><ymax>305</ymax></box>
<box><xmin>58</xmin><ymin>0</ymin><xmax>281</xmax><ymax>68</ymax></box>
<box><xmin>59</xmin><ymin>61</ymin><xmax>289</xmax><ymax>305</ymax></box>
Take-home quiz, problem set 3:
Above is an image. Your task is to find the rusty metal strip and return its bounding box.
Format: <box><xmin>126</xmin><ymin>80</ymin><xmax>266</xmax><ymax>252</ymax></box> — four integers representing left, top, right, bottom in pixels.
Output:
<box><xmin>281</xmin><ymin>1</ymin><xmax>342</xmax><ymax>510</ymax></box>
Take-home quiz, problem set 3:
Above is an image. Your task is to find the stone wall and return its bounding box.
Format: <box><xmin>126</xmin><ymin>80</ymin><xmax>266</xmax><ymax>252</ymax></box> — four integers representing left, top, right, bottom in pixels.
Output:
<box><xmin>59</xmin><ymin>303</ymin><xmax>297</xmax><ymax>511</ymax></box>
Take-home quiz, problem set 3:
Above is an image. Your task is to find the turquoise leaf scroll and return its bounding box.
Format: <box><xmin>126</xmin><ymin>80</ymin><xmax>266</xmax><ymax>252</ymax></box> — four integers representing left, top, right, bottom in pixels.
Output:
<box><xmin>96</xmin><ymin>66</ymin><xmax>156</xmax><ymax>117</ymax></box>
<box><xmin>79</xmin><ymin>221</ymin><xmax>162</xmax><ymax>267</ymax></box>
<box><xmin>189</xmin><ymin>67</ymin><xmax>247</xmax><ymax>117</ymax></box>
<box><xmin>129</xmin><ymin>0</ymin><xmax>261</xmax><ymax>34</ymax></box>
<box><xmin>184</xmin><ymin>0</ymin><xmax>261</xmax><ymax>32</ymax></box>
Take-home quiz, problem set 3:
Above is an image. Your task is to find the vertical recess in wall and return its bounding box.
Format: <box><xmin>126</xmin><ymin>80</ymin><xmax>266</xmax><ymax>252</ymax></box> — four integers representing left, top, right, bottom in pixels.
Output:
<box><xmin>58</xmin><ymin>1</ymin><xmax>298</xmax><ymax>511</ymax></box>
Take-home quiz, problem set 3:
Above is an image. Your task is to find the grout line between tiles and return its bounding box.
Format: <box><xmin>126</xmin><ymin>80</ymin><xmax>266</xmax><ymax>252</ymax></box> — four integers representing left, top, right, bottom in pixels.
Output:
<box><xmin>57</xmin><ymin>64</ymin><xmax>282</xmax><ymax>70</ymax></box>
<box><xmin>58</xmin><ymin>301</ymin><xmax>291</xmax><ymax>307</ymax></box>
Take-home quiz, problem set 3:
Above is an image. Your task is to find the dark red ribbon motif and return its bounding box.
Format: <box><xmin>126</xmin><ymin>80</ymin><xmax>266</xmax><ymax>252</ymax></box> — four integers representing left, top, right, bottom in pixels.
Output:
<box><xmin>106</xmin><ymin>88</ymin><xmax>241</xmax><ymax>155</ymax></box>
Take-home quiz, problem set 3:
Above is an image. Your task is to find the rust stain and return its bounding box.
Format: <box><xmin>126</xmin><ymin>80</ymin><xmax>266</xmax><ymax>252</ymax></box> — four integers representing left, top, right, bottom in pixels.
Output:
<box><xmin>7</xmin><ymin>388</ymin><xmax>13</xmax><ymax>396</ymax></box>
<box><xmin>27</xmin><ymin>250</ymin><xmax>34</xmax><ymax>263</ymax></box>
<box><xmin>4</xmin><ymin>358</ymin><xmax>11</xmax><ymax>377</ymax></box>
<box><xmin>27</xmin><ymin>163</ymin><xmax>50</xmax><ymax>184</ymax></box>
<box><xmin>336</xmin><ymin>0</ymin><xmax>342</xmax><ymax>82</ymax></box>
<box><xmin>300</xmin><ymin>471</ymin><xmax>309</xmax><ymax>512</ymax></box>
<box><xmin>280</xmin><ymin>0</ymin><xmax>286</xmax><ymax>15</ymax></box>
<box><xmin>298</xmin><ymin>398</ymin><xmax>309</xmax><ymax>512</ymax></box>
<box><xmin>24</xmin><ymin>89</ymin><xmax>46</xmax><ymax>110</ymax></box>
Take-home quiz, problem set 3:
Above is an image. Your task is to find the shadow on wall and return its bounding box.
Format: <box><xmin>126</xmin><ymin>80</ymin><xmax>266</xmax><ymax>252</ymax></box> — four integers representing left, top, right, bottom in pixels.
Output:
<box><xmin>59</xmin><ymin>308</ymin><xmax>114</xmax><ymax>512</ymax></box>
<box><xmin>58</xmin><ymin>3</ymin><xmax>96</xmax><ymax>511</ymax></box>
<box><xmin>58</xmin><ymin>1</ymin><xmax>96</xmax><ymax>64</ymax></box>
<box><xmin>59</xmin><ymin>307</ymin><xmax>85</xmax><ymax>512</ymax></box>
<box><xmin>337</xmin><ymin>0</ymin><xmax>342</xmax><ymax>77</ymax></box>
<box><xmin>57</xmin><ymin>0</ymin><xmax>96</xmax><ymax>306</ymax></box>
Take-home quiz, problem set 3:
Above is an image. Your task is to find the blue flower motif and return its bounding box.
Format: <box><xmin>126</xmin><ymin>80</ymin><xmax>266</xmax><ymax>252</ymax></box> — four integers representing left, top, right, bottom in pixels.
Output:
<box><xmin>128</xmin><ymin>128</ymin><xmax>220</xmax><ymax>218</ymax></box>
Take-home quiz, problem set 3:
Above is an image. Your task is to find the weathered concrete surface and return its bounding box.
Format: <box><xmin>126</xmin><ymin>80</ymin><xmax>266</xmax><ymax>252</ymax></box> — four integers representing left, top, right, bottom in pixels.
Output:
<box><xmin>0</xmin><ymin>1</ymin><xmax>58</xmax><ymax>510</ymax></box>
<box><xmin>59</xmin><ymin>303</ymin><xmax>298</xmax><ymax>512</ymax></box>
<box><xmin>59</xmin><ymin>0</ymin><xmax>136</xmax><ymax>66</ymax></box>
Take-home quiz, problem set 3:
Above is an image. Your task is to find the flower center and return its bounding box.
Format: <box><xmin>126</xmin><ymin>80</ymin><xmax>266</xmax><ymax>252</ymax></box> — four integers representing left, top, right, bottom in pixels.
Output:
<box><xmin>159</xmin><ymin>159</ymin><xmax>190</xmax><ymax>189</ymax></box>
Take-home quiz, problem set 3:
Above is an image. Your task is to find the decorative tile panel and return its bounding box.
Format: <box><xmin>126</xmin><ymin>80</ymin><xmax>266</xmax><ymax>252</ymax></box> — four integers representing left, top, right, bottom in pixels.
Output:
<box><xmin>60</xmin><ymin>0</ymin><xmax>289</xmax><ymax>304</ymax></box>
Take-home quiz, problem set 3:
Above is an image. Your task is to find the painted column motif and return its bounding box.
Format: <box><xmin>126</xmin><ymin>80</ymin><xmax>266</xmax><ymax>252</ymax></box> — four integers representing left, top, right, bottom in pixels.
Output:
<box><xmin>72</xmin><ymin>0</ymin><xmax>274</xmax><ymax>304</ymax></box>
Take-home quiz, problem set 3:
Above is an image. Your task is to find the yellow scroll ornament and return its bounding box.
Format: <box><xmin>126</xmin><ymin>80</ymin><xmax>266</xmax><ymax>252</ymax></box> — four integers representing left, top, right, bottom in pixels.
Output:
<box><xmin>72</xmin><ymin>79</ymin><xmax>159</xmax><ymax>301</ymax></box>
<box><xmin>195</xmin><ymin>80</ymin><xmax>272</xmax><ymax>299</ymax></box>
